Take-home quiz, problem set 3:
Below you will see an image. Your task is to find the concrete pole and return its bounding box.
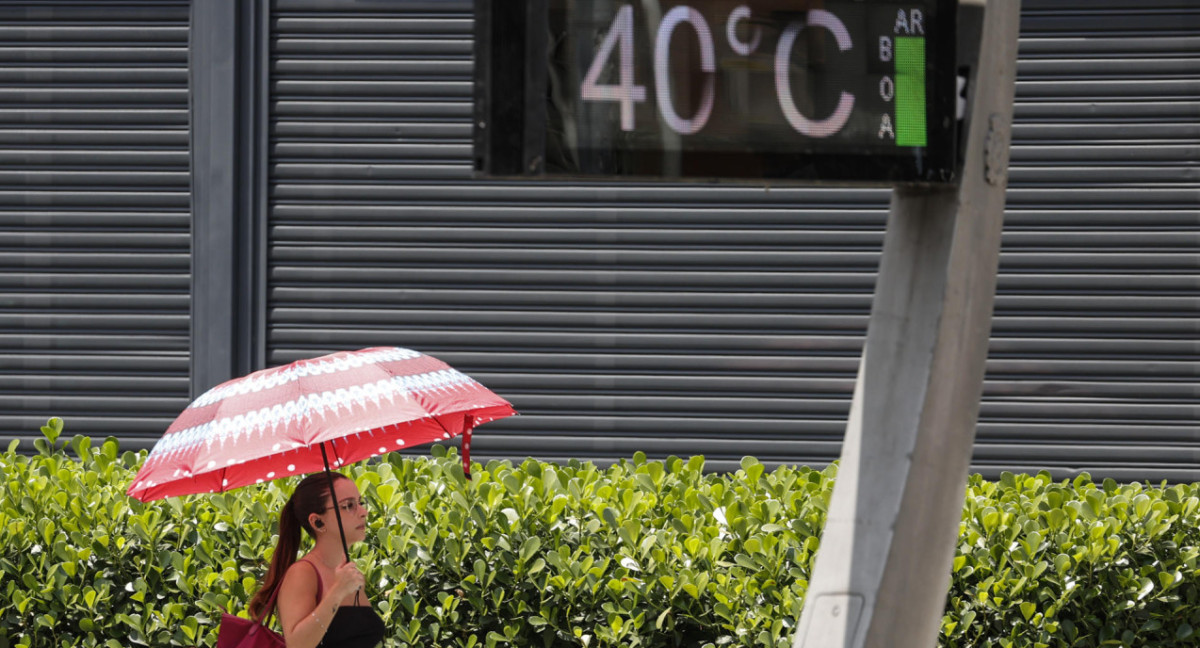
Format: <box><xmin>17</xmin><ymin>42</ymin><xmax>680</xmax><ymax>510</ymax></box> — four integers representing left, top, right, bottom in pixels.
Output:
<box><xmin>792</xmin><ymin>1</ymin><xmax>1021</xmax><ymax>647</ymax></box>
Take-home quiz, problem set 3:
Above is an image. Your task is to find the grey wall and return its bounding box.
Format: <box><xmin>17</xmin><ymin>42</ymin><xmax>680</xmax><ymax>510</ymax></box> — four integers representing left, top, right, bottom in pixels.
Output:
<box><xmin>2</xmin><ymin>0</ymin><xmax>1196</xmax><ymax>482</ymax></box>
<box><xmin>262</xmin><ymin>0</ymin><xmax>1199</xmax><ymax>480</ymax></box>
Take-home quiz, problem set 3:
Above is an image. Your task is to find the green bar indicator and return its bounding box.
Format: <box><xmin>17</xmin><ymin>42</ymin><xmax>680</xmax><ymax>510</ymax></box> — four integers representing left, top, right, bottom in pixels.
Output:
<box><xmin>895</xmin><ymin>37</ymin><xmax>926</xmax><ymax>147</ymax></box>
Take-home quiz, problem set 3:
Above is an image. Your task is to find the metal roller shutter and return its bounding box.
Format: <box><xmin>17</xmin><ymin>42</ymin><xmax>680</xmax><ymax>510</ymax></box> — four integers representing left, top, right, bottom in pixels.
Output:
<box><xmin>0</xmin><ymin>1</ymin><xmax>191</xmax><ymax>447</ymax></box>
<box><xmin>267</xmin><ymin>0</ymin><xmax>1199</xmax><ymax>481</ymax></box>
<box><xmin>985</xmin><ymin>0</ymin><xmax>1199</xmax><ymax>482</ymax></box>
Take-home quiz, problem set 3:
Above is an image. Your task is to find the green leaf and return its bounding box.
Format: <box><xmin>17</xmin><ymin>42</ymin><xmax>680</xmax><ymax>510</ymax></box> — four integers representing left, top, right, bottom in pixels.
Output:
<box><xmin>1000</xmin><ymin>471</ymin><xmax>1016</xmax><ymax>490</ymax></box>
<box><xmin>1158</xmin><ymin>570</ymin><xmax>1180</xmax><ymax>590</ymax></box>
<box><xmin>519</xmin><ymin>536</ymin><xmax>541</xmax><ymax>563</ymax></box>
<box><xmin>1136</xmin><ymin>577</ymin><xmax>1154</xmax><ymax>600</ymax></box>
<box><xmin>40</xmin><ymin>417</ymin><xmax>63</xmax><ymax>444</ymax></box>
<box><xmin>602</xmin><ymin>507</ymin><xmax>620</xmax><ymax>529</ymax></box>
<box><xmin>1030</xmin><ymin>561</ymin><xmax>1048</xmax><ymax>579</ymax></box>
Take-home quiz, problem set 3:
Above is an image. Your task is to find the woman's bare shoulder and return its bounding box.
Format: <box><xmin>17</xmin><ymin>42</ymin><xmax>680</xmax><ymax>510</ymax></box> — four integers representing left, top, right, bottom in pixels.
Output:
<box><xmin>280</xmin><ymin>558</ymin><xmax>320</xmax><ymax>592</ymax></box>
<box><xmin>275</xmin><ymin>559</ymin><xmax>321</xmax><ymax>633</ymax></box>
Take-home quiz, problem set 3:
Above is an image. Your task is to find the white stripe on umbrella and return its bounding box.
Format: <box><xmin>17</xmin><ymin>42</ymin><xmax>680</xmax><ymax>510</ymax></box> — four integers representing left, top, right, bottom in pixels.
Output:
<box><xmin>189</xmin><ymin>347</ymin><xmax>422</xmax><ymax>408</ymax></box>
<box><xmin>148</xmin><ymin>369</ymin><xmax>476</xmax><ymax>458</ymax></box>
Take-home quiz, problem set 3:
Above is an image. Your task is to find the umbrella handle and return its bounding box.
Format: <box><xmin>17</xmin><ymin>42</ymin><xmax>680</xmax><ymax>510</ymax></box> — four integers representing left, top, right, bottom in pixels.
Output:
<box><xmin>319</xmin><ymin>442</ymin><xmax>351</xmax><ymax>563</ymax></box>
<box><xmin>462</xmin><ymin>415</ymin><xmax>474</xmax><ymax>480</ymax></box>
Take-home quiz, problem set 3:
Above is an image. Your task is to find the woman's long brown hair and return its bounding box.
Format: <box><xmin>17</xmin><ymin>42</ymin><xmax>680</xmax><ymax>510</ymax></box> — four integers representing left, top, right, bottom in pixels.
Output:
<box><xmin>248</xmin><ymin>472</ymin><xmax>348</xmax><ymax>620</ymax></box>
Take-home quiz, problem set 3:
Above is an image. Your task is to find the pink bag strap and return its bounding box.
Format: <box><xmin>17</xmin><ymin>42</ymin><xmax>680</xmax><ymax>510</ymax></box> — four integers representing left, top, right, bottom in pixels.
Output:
<box><xmin>251</xmin><ymin>579</ymin><xmax>283</xmax><ymax>625</ymax></box>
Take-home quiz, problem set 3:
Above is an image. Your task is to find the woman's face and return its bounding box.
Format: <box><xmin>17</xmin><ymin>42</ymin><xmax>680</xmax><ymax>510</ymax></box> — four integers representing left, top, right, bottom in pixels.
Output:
<box><xmin>318</xmin><ymin>478</ymin><xmax>368</xmax><ymax>545</ymax></box>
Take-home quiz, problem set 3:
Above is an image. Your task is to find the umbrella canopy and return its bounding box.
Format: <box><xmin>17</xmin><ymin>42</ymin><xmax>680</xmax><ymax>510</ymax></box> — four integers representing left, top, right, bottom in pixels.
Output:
<box><xmin>127</xmin><ymin>347</ymin><xmax>516</xmax><ymax>502</ymax></box>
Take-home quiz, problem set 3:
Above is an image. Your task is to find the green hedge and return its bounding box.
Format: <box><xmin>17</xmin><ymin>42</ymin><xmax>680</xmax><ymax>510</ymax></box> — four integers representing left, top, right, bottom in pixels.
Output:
<box><xmin>1</xmin><ymin>419</ymin><xmax>1198</xmax><ymax>648</ymax></box>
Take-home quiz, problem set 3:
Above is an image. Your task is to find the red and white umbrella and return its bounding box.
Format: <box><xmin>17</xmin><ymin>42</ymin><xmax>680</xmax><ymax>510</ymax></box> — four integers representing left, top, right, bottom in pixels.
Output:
<box><xmin>127</xmin><ymin>347</ymin><xmax>516</xmax><ymax>503</ymax></box>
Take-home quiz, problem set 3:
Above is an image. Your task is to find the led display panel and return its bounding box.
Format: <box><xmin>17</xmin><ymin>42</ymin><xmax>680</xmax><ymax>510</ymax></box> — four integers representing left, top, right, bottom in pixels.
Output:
<box><xmin>475</xmin><ymin>0</ymin><xmax>958</xmax><ymax>184</ymax></box>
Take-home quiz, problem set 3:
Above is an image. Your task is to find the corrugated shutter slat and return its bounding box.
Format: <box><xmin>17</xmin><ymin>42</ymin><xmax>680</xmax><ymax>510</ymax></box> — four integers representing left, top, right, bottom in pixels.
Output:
<box><xmin>0</xmin><ymin>1</ymin><xmax>191</xmax><ymax>444</ymax></box>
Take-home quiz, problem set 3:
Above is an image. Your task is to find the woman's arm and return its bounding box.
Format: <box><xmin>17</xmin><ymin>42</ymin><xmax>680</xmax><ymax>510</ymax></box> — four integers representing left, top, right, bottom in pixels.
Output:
<box><xmin>277</xmin><ymin>561</ymin><xmax>366</xmax><ymax>648</ymax></box>
<box><xmin>276</xmin><ymin>563</ymin><xmax>334</xmax><ymax>648</ymax></box>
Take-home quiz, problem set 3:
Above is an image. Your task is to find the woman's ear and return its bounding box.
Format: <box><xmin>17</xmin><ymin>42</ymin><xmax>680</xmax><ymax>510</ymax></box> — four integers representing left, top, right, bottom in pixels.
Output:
<box><xmin>311</xmin><ymin>514</ymin><xmax>324</xmax><ymax>529</ymax></box>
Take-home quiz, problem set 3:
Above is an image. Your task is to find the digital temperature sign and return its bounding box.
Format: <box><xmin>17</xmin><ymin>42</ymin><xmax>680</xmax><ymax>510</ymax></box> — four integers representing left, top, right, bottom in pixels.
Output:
<box><xmin>474</xmin><ymin>0</ymin><xmax>957</xmax><ymax>184</ymax></box>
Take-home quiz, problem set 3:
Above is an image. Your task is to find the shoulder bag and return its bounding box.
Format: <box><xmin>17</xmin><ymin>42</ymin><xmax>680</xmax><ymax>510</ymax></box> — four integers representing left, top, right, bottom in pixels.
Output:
<box><xmin>216</xmin><ymin>586</ymin><xmax>286</xmax><ymax>648</ymax></box>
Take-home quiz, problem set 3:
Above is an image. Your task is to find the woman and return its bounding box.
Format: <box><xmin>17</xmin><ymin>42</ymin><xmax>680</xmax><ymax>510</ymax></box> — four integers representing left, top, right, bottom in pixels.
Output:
<box><xmin>248</xmin><ymin>472</ymin><xmax>386</xmax><ymax>648</ymax></box>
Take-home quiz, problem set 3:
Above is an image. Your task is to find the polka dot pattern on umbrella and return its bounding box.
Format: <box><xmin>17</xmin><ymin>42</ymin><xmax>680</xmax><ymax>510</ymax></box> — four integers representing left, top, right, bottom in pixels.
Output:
<box><xmin>126</xmin><ymin>347</ymin><xmax>516</xmax><ymax>502</ymax></box>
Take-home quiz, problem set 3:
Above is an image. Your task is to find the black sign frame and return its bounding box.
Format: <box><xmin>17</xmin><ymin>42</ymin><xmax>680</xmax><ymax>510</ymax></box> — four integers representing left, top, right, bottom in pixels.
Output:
<box><xmin>475</xmin><ymin>0</ymin><xmax>958</xmax><ymax>185</ymax></box>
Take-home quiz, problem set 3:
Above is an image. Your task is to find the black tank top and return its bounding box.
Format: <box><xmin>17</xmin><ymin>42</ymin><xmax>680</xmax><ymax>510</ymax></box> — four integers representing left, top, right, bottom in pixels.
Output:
<box><xmin>299</xmin><ymin>559</ymin><xmax>386</xmax><ymax>648</ymax></box>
